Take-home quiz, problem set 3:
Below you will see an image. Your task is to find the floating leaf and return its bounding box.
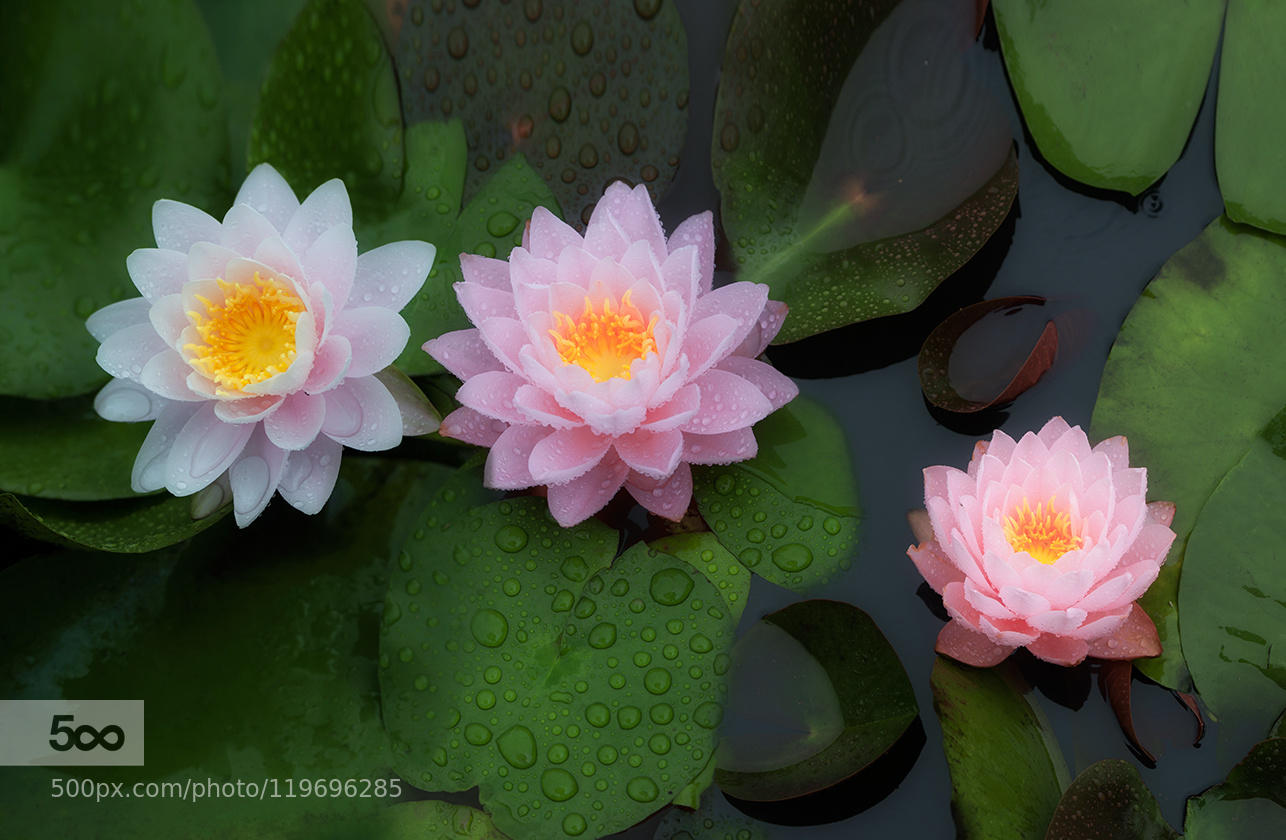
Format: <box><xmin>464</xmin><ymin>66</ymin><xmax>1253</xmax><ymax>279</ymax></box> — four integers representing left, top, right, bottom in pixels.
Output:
<box><xmin>1044</xmin><ymin>760</ymin><xmax>1179</xmax><ymax>840</ymax></box>
<box><xmin>0</xmin><ymin>491</ymin><xmax>226</xmax><ymax>554</ymax></box>
<box><xmin>1090</xmin><ymin>216</ymin><xmax>1286</xmax><ymax>690</ymax></box>
<box><xmin>0</xmin><ymin>458</ymin><xmax>453</xmax><ymax>837</ymax></box>
<box><xmin>712</xmin><ymin>0</ymin><xmax>1017</xmax><ymax>342</ymax></box>
<box><xmin>381</xmin><ymin>497</ymin><xmax>742</xmax><ymax>840</ymax></box>
<box><xmin>1184</xmin><ymin>738</ymin><xmax>1286</xmax><ymax>839</ymax></box>
<box><xmin>693</xmin><ymin>398</ymin><xmax>860</xmax><ymax>592</ymax></box>
<box><xmin>715</xmin><ymin>601</ymin><xmax>916</xmax><ymax>802</ymax></box>
<box><xmin>992</xmin><ymin>0</ymin><xmax>1223</xmax><ymax>195</ymax></box>
<box><xmin>326</xmin><ymin>800</ymin><xmax>511</xmax><ymax>839</ymax></box>
<box><xmin>654</xmin><ymin>794</ymin><xmax>771</xmax><ymax>840</ymax></box>
<box><xmin>919</xmin><ymin>297</ymin><xmax>1058</xmax><ymax>413</ymax></box>
<box><xmin>1178</xmin><ymin>431</ymin><xmax>1286</xmax><ymax>735</ymax></box>
<box><xmin>931</xmin><ymin>658</ymin><xmax>1068</xmax><ymax>840</ymax></box>
<box><xmin>395</xmin><ymin>0</ymin><xmax>690</xmax><ymax>225</ymax></box>
<box><xmin>0</xmin><ymin>0</ymin><xmax>229</xmax><ymax>398</ymax></box>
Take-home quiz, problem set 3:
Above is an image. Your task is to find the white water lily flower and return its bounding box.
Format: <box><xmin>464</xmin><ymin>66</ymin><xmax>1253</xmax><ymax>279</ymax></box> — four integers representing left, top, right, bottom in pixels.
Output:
<box><xmin>87</xmin><ymin>164</ymin><xmax>438</xmax><ymax>526</ymax></box>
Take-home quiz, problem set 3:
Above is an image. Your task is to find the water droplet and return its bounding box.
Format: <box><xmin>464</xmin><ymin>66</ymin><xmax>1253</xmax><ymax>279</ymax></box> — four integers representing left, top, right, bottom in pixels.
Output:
<box><xmin>577</xmin><ymin>142</ymin><xmax>598</xmax><ymax>168</ymax></box>
<box><xmin>487</xmin><ymin>211</ymin><xmax>519</xmax><ymax>237</ymax></box>
<box><xmin>548</xmin><ymin>86</ymin><xmax>571</xmax><ymax>122</ymax></box>
<box><xmin>562</xmin><ymin>814</ymin><xmax>587</xmax><ymax>836</ymax></box>
<box><xmin>771</xmin><ymin>544</ymin><xmax>814</xmax><ymax>572</ymax></box>
<box><xmin>470</xmin><ymin>608</ymin><xmax>509</xmax><ymax>647</ymax></box>
<box><xmin>634</xmin><ymin>0</ymin><xmax>662</xmax><ymax>20</ymax></box>
<box><xmin>497</xmin><ymin>725</ymin><xmax>536</xmax><ymax>768</ymax></box>
<box><xmin>626</xmin><ymin>777</ymin><xmax>659</xmax><ymax>802</ymax></box>
<box><xmin>541</xmin><ymin>768</ymin><xmax>578</xmax><ymax>801</ymax></box>
<box><xmin>694</xmin><ymin>701</ymin><xmax>723</xmax><ymax>729</ymax></box>
<box><xmin>597</xmin><ymin>745</ymin><xmax>618</xmax><ymax>764</ymax></box>
<box><xmin>447</xmin><ymin>26</ymin><xmax>469</xmax><ymax>59</ymax></box>
<box><xmin>747</xmin><ymin>528</ymin><xmax>765</xmax><ymax>543</ymax></box>
<box><xmin>588</xmin><ymin>622</ymin><xmax>617</xmax><ymax>649</ymax></box>
<box><xmin>649</xmin><ymin>703</ymin><xmax>674</xmax><ymax>725</ymax></box>
<box><xmin>548</xmin><ymin>743</ymin><xmax>570</xmax><ymax>763</ymax></box>
<box><xmin>561</xmin><ymin>555</ymin><xmax>589</xmax><ymax>581</ymax></box>
<box><xmin>585</xmin><ymin>702</ymin><xmax>610</xmax><ymax>727</ymax></box>
<box><xmin>648</xmin><ymin>733</ymin><xmax>671</xmax><ymax>754</ymax></box>
<box><xmin>720</xmin><ymin>122</ymin><xmax>741</xmax><ymax>152</ymax></box>
<box><xmin>618</xmin><ymin>706</ymin><xmax>642</xmax><ymax>729</ymax></box>
<box><xmin>570</xmin><ymin>20</ymin><xmax>594</xmax><ymax>55</ymax></box>
<box><xmin>714</xmin><ymin>474</ymin><xmax>736</xmax><ymax>495</ymax></box>
<box><xmin>649</xmin><ymin>567</ymin><xmax>694</xmax><ymax>606</ymax></box>
<box><xmin>644</xmin><ymin>668</ymin><xmax>672</xmax><ymax>695</ymax></box>
<box><xmin>494</xmin><ymin>524</ymin><xmax>528</xmax><ymax>553</ymax></box>
<box><xmin>574</xmin><ymin>597</ymin><xmax>597</xmax><ymax>619</ymax></box>
<box><xmin>465</xmin><ymin>723</ymin><xmax>492</xmax><ymax>745</ymax></box>
<box><xmin>502</xmin><ymin>578</ymin><xmax>521</xmax><ymax>597</ymax></box>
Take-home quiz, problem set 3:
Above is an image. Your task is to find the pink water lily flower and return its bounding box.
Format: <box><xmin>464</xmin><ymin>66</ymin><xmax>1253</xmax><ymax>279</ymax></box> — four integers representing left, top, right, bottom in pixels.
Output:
<box><xmin>87</xmin><ymin>164</ymin><xmax>438</xmax><ymax>527</ymax></box>
<box><xmin>425</xmin><ymin>182</ymin><xmax>797</xmax><ymax>526</ymax></box>
<box><xmin>908</xmin><ymin>417</ymin><xmax>1175</xmax><ymax>667</ymax></box>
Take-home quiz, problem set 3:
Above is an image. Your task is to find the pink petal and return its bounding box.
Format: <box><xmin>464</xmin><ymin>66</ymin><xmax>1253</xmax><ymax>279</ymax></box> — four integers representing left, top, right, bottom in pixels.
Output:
<box><xmin>94</xmin><ymin>378</ymin><xmax>164</xmax><ymax>423</ymax></box>
<box><xmin>253</xmin><ymin>235</ymin><xmax>305</xmax><ymax>281</ymax></box>
<box><xmin>458</xmin><ymin>282</ymin><xmax>518</xmax><ymax>324</ymax></box>
<box><xmin>908</xmin><ymin>539</ymin><xmax>964</xmax><ymax>594</ymax></box>
<box><xmin>716</xmin><ymin>356</ymin><xmax>798</xmax><ymax>411</ymax></box>
<box><xmin>546</xmin><ymin>453</ymin><xmax>630</xmax><ymax>527</ymax></box>
<box><xmin>682</xmin><ymin>428</ymin><xmax>757</xmax><ymax>464</ymax></box>
<box><xmin>597</xmin><ymin>183</ymin><xmax>666</xmax><ymax>258</ymax></box>
<box><xmin>283</xmin><ymin>179</ymin><xmax>352</xmax><ymax>256</ymax></box>
<box><xmin>234</xmin><ymin>163</ymin><xmax>300</xmax><ymax>232</ymax></box>
<box><xmin>666</xmin><ymin>211</ymin><xmax>715</xmax><ymax>295</ymax></box>
<box><xmin>304</xmin><ymin>335</ymin><xmax>352</xmax><ymax>394</ymax></box>
<box><xmin>140</xmin><ymin>350</ymin><xmax>201</xmax><ymax>401</ymax></box>
<box><xmin>1117</xmin><ymin>521</ymin><xmax>1177</xmax><ymax>569</ymax></box>
<box><xmin>527</xmin><ymin>207</ymin><xmax>583</xmax><ymax>261</ymax></box>
<box><xmin>583</xmin><ymin>201</ymin><xmax>632</xmax><ymax>260</ymax></box>
<box><xmin>731</xmin><ymin>300</ymin><xmax>788</xmax><ymax>358</ymax></box>
<box><xmin>626</xmin><ymin>462</ymin><xmax>693</xmax><ymax>521</ymax></box>
<box><xmin>214</xmin><ymin>394</ymin><xmax>283</xmax><ymax>424</ymax></box>
<box><xmin>277</xmin><ymin>435</ymin><xmax>343</xmax><ymax>515</ymax></box>
<box><xmin>1025</xmin><ymin>634</ymin><xmax>1091</xmax><ymax>666</ymax></box>
<box><xmin>1146</xmin><ymin>500</ymin><xmax>1175</xmax><ymax>528</ymax></box>
<box><xmin>692</xmin><ymin>281</ymin><xmax>769</xmax><ymax>357</ymax></box>
<box><xmin>96</xmin><ymin>323</ymin><xmax>167</xmax><ymax>380</ymax></box>
<box><xmin>529</xmin><ymin>426</ymin><xmax>613</xmax><ymax>485</ymax></box>
<box><xmin>424</xmin><ymin>329</ymin><xmax>503</xmax><ymax>380</ymax></box>
<box><xmin>152</xmin><ymin>199</ymin><xmax>220</xmax><ymax>251</ymax></box>
<box><xmin>354</xmin><ymin>240</ymin><xmax>435</xmax><ymax>311</ymax></box>
<box><xmin>228</xmin><ymin>426</ymin><xmax>287</xmax><ymax>527</ymax></box>
<box><xmin>641</xmin><ymin>384</ymin><xmax>701</xmax><ymax>432</ymax></box>
<box><xmin>440</xmin><ymin>406</ymin><xmax>508</xmax><ymax>447</ymax></box>
<box><xmin>264</xmin><ymin>391</ymin><xmax>326</xmax><ymax>450</ymax></box>
<box><xmin>165</xmin><ymin>402</ymin><xmax>255</xmax><ymax>496</ymax></box>
<box><xmin>456</xmin><ymin>370</ymin><xmax>528</xmax><ymax>424</ymax></box>
<box><xmin>126</xmin><ymin>248</ymin><xmax>187</xmax><ymax>301</ymax></box>
<box><xmin>514</xmin><ymin>385</ymin><xmax>582</xmax><ymax>428</ymax></box>
<box><xmin>1084</xmin><ymin>604</ymin><xmax>1161</xmax><ymax>659</ymax></box>
<box><xmin>186</xmin><ymin>241</ymin><xmax>240</xmax><ymax>284</ymax></box>
<box><xmin>485</xmin><ymin>424</ymin><xmax>548</xmax><ymax>489</ymax></box>
<box><xmin>935</xmin><ymin>620</ymin><xmax>1015</xmax><ymax>667</ymax></box>
<box><xmin>681</xmin><ymin>314</ymin><xmax>740</xmax><ymax>379</ymax></box>
<box><xmin>614</xmin><ymin>428</ymin><xmax>683</xmax><ymax>479</ymax></box>
<box><xmin>321</xmin><ymin>375</ymin><xmax>403</xmax><ymax>451</ymax></box>
<box><xmin>661</xmin><ymin>245</ymin><xmax>700</xmax><ymax>311</ymax></box>
<box><xmin>87</xmin><ymin>298</ymin><xmax>151</xmax><ymax>343</ymax></box>
<box><xmin>1028</xmin><ymin>607</ymin><xmax>1089</xmax><ymax>635</ymax></box>
<box><xmin>303</xmin><ymin>223</ymin><xmax>358</xmax><ymax>307</ymax></box>
<box><xmin>1035</xmin><ymin>416</ymin><xmax>1073</xmax><ymax>447</ymax></box>
<box><xmin>619</xmin><ymin>239</ymin><xmax>664</xmax><ymax>289</ymax></box>
<box><xmin>333</xmin><ymin>306</ymin><xmax>409</xmax><ymax>378</ymax></box>
<box><xmin>1093</xmin><ymin>435</ymin><xmax>1131</xmax><ymax>471</ymax></box>
<box><xmin>220</xmin><ymin>203</ymin><xmax>279</xmax><ymax>256</ymax></box>
<box><xmin>477</xmin><ymin>316</ymin><xmax>529</xmax><ymax>373</ymax></box>
<box><xmin>461</xmin><ymin>252</ymin><xmax>513</xmax><ymax>290</ymax></box>
<box><xmin>680</xmin><ymin>370</ymin><xmax>774</xmax><ymax>434</ymax></box>
<box><xmin>131</xmin><ymin>403</ymin><xmax>201</xmax><ymax>492</ymax></box>
<box><xmin>513</xmin><ymin>248</ymin><xmax>561</xmax><ymax>289</ymax></box>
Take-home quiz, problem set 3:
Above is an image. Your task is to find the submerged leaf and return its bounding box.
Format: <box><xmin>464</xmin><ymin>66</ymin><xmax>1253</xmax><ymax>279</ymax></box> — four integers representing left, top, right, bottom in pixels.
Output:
<box><xmin>1045</xmin><ymin>760</ymin><xmax>1179</xmax><ymax>840</ymax></box>
<box><xmin>0</xmin><ymin>492</ymin><xmax>227</xmax><ymax>554</ymax></box>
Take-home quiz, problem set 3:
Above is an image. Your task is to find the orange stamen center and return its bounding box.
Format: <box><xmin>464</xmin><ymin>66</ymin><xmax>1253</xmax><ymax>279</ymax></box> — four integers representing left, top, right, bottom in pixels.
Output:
<box><xmin>185</xmin><ymin>272</ymin><xmax>305</xmax><ymax>395</ymax></box>
<box><xmin>1003</xmin><ymin>497</ymin><xmax>1083</xmax><ymax>565</ymax></box>
<box><xmin>549</xmin><ymin>291</ymin><xmax>658</xmax><ymax>382</ymax></box>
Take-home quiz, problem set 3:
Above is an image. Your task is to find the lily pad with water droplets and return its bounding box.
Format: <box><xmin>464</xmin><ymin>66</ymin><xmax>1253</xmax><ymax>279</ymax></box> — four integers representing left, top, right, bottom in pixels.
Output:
<box><xmin>1184</xmin><ymin>738</ymin><xmax>1286</xmax><ymax>839</ymax></box>
<box><xmin>693</xmin><ymin>398</ymin><xmax>860</xmax><ymax>592</ymax></box>
<box><xmin>381</xmin><ymin>497</ymin><xmax>743</xmax><ymax>840</ymax></box>
<box><xmin>711</xmin><ymin>0</ymin><xmax>1017</xmax><ymax>343</ymax></box>
<box><xmin>394</xmin><ymin>0</ymin><xmax>690</xmax><ymax>226</ymax></box>
<box><xmin>1091</xmin><ymin>216</ymin><xmax>1286</xmax><ymax>691</ymax></box>
<box><xmin>653</xmin><ymin>793</ymin><xmax>771</xmax><ymax>840</ymax></box>
<box><xmin>715</xmin><ymin>601</ymin><xmax>916</xmax><ymax>802</ymax></box>
<box><xmin>0</xmin><ymin>0</ymin><xmax>230</xmax><ymax>398</ymax></box>
<box><xmin>0</xmin><ymin>491</ymin><xmax>227</xmax><ymax>554</ymax></box>
<box><xmin>1044</xmin><ymin>760</ymin><xmax>1179</xmax><ymax>840</ymax></box>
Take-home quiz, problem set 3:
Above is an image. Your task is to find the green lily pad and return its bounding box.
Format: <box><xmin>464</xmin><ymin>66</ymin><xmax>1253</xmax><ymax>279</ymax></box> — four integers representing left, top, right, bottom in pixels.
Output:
<box><xmin>931</xmin><ymin>658</ymin><xmax>1068</xmax><ymax>840</ymax></box>
<box><xmin>694</xmin><ymin>398</ymin><xmax>860</xmax><ymax>592</ymax></box>
<box><xmin>712</xmin><ymin>0</ymin><xmax>1018</xmax><ymax>342</ymax></box>
<box><xmin>0</xmin><ymin>491</ymin><xmax>227</xmax><ymax>554</ymax></box>
<box><xmin>381</xmin><ymin>497</ymin><xmax>743</xmax><ymax>840</ymax></box>
<box><xmin>0</xmin><ymin>458</ymin><xmax>454</xmax><ymax>839</ymax></box>
<box><xmin>1185</xmin><ymin>738</ymin><xmax>1286</xmax><ymax>839</ymax></box>
<box><xmin>395</xmin><ymin>0</ymin><xmax>690</xmax><ymax>225</ymax></box>
<box><xmin>992</xmin><ymin>0</ymin><xmax>1223</xmax><ymax>196</ymax></box>
<box><xmin>0</xmin><ymin>0</ymin><xmax>230</xmax><ymax>398</ymax></box>
<box><xmin>319</xmin><ymin>800</ymin><xmax>510</xmax><ymax>840</ymax></box>
<box><xmin>1091</xmin><ymin>216</ymin><xmax>1286</xmax><ymax>690</ymax></box>
<box><xmin>1178</xmin><ymin>432</ymin><xmax>1286</xmax><ymax>734</ymax></box>
<box><xmin>654</xmin><ymin>795</ymin><xmax>771</xmax><ymax>840</ymax></box>
<box><xmin>1044</xmin><ymin>760</ymin><xmax>1179</xmax><ymax>840</ymax></box>
<box><xmin>1217</xmin><ymin>1</ymin><xmax>1286</xmax><ymax>233</ymax></box>
<box><xmin>715</xmin><ymin>601</ymin><xmax>916</xmax><ymax>802</ymax></box>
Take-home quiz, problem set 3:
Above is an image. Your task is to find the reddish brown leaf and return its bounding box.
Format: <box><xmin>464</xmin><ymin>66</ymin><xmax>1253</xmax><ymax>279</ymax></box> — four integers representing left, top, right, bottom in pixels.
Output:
<box><xmin>1099</xmin><ymin>660</ymin><xmax>1157</xmax><ymax>766</ymax></box>
<box><xmin>1173</xmin><ymin>691</ymin><xmax>1207</xmax><ymax>747</ymax></box>
<box><xmin>975</xmin><ymin>0</ymin><xmax>990</xmax><ymax>37</ymax></box>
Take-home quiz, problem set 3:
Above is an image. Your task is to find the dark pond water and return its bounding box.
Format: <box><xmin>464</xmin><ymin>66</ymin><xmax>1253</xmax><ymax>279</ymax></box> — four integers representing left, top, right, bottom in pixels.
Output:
<box><xmin>621</xmin><ymin>0</ymin><xmax>1235</xmax><ymax>836</ymax></box>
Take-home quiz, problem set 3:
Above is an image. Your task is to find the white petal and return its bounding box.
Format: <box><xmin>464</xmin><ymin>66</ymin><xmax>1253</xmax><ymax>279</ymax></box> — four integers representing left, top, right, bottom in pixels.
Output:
<box><xmin>333</xmin><ymin>306</ymin><xmax>409</xmax><ymax>378</ymax></box>
<box><xmin>277</xmin><ymin>436</ymin><xmax>343</xmax><ymax>515</ymax></box>
<box><xmin>152</xmin><ymin>199</ymin><xmax>221</xmax><ymax>251</ymax></box>
<box><xmin>131</xmin><ymin>403</ymin><xmax>201</xmax><ymax>492</ymax></box>
<box><xmin>352</xmin><ymin>240</ymin><xmax>435</xmax><ymax>311</ymax></box>
<box><xmin>220</xmin><ymin>203</ymin><xmax>280</xmax><ymax>256</ymax></box>
<box><xmin>228</xmin><ymin>426</ymin><xmax>287</xmax><ymax>527</ymax></box>
<box><xmin>126</xmin><ymin>248</ymin><xmax>187</xmax><ymax>301</ymax></box>
<box><xmin>164</xmin><ymin>402</ymin><xmax>255</xmax><ymax>496</ymax></box>
<box><xmin>321</xmin><ymin>375</ymin><xmax>403</xmax><ymax>451</ymax></box>
<box><xmin>234</xmin><ymin>164</ymin><xmax>300</xmax><ymax>232</ymax></box>
<box><xmin>140</xmin><ymin>351</ymin><xmax>202</xmax><ymax>401</ymax></box>
<box><xmin>283</xmin><ymin>179</ymin><xmax>352</xmax><ymax>256</ymax></box>
<box><xmin>302</xmin><ymin>223</ymin><xmax>358</xmax><ymax>307</ymax></box>
<box><xmin>94</xmin><ymin>379</ymin><xmax>164</xmax><ymax>423</ymax></box>
<box><xmin>86</xmin><ymin>297</ymin><xmax>151</xmax><ymax>343</ymax></box>
<box><xmin>96</xmin><ymin>322</ymin><xmax>166</xmax><ymax>380</ymax></box>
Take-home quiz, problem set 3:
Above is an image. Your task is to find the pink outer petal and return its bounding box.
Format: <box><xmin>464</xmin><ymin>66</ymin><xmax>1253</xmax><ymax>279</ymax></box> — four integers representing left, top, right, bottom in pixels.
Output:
<box><xmin>641</xmin><ymin>384</ymin><xmax>701</xmax><ymax>432</ymax></box>
<box><xmin>599</xmin><ymin>183</ymin><xmax>667</xmax><ymax>258</ymax></box>
<box><xmin>214</xmin><ymin>394</ymin><xmax>283</xmax><ymax>424</ymax></box>
<box><xmin>527</xmin><ymin>207</ymin><xmax>584</xmax><ymax>261</ymax></box>
<box><xmin>165</xmin><ymin>402</ymin><xmax>255</xmax><ymax>496</ymax></box>
<box><xmin>126</xmin><ymin>248</ymin><xmax>187</xmax><ymax>301</ymax></box>
<box><xmin>546</xmin><ymin>453</ymin><xmax>630</xmax><ymax>527</ymax></box>
<box><xmin>583</xmin><ymin>202</ymin><xmax>632</xmax><ymax>260</ymax></box>
<box><xmin>234</xmin><ymin>164</ymin><xmax>300</xmax><ymax>232</ymax></box>
<box><xmin>1025</xmin><ymin>635</ymin><xmax>1091</xmax><ymax>667</ymax></box>
<box><xmin>666</xmin><ymin>211</ymin><xmax>715</xmax><ymax>295</ymax></box>
<box><xmin>692</xmin><ymin>281</ymin><xmax>769</xmax><ymax>357</ymax></box>
<box><xmin>529</xmin><ymin>427</ymin><xmax>613</xmax><ymax>485</ymax></box>
<box><xmin>1146</xmin><ymin>500</ymin><xmax>1175</xmax><ymax>528</ymax></box>
<box><xmin>283</xmin><ymin>179</ymin><xmax>352</xmax><ymax>257</ymax></box>
<box><xmin>352</xmin><ymin>240</ymin><xmax>434</xmax><ymax>312</ymax></box>
<box><xmin>626</xmin><ymin>462</ymin><xmax>693</xmax><ymax>521</ymax></box>
<box><xmin>1093</xmin><ymin>435</ymin><xmax>1130</xmax><ymax>471</ymax></box>
<box><xmin>303</xmin><ymin>223</ymin><xmax>358</xmax><ymax>307</ymax></box>
<box><xmin>265</xmin><ymin>391</ymin><xmax>327</xmax><ymax>450</ymax></box>
<box><xmin>333</xmin><ymin>306</ymin><xmax>409</xmax><ymax>378</ymax></box>
<box><xmin>96</xmin><ymin>323</ymin><xmax>167</xmax><ymax>380</ymax></box>
<box><xmin>1084</xmin><ymin>604</ymin><xmax>1161</xmax><ymax>660</ymax></box>
<box><xmin>277</xmin><ymin>435</ymin><xmax>343</xmax><ymax>515</ymax></box>
<box><xmin>321</xmin><ymin>375</ymin><xmax>403</xmax><ymax>451</ymax></box>
<box><xmin>461</xmin><ymin>253</ymin><xmax>514</xmax><ymax>290</ymax></box>
<box><xmin>228</xmin><ymin>426</ymin><xmax>287</xmax><ymax>527</ymax></box>
<box><xmin>935</xmin><ymin>620</ymin><xmax>1015</xmax><ymax>667</ymax></box>
<box><xmin>477</xmin><ymin>317</ymin><xmax>529</xmax><ymax>374</ymax></box>
<box><xmin>456</xmin><ymin>370</ymin><xmax>528</xmax><ymax>424</ymax></box>
<box><xmin>440</xmin><ymin>407</ymin><xmax>508</xmax><ymax>447</ymax></box>
<box><xmin>732</xmin><ymin>300</ymin><xmax>788</xmax><ymax>358</ymax></box>
<box><xmin>680</xmin><ymin>370</ymin><xmax>774</xmax><ymax>434</ymax></box>
<box><xmin>95</xmin><ymin>378</ymin><xmax>164</xmax><ymax>423</ymax></box>
<box><xmin>458</xmin><ymin>282</ymin><xmax>518</xmax><ymax>324</ymax></box>
<box><xmin>485</xmin><ymin>425</ymin><xmax>548</xmax><ymax>489</ymax></box>
<box><xmin>304</xmin><ymin>335</ymin><xmax>352</xmax><ymax>394</ymax></box>
<box><xmin>140</xmin><ymin>350</ymin><xmax>202</xmax><ymax>401</ymax></box>
<box><xmin>716</xmin><ymin>356</ymin><xmax>798</xmax><ymax>411</ymax></box>
<box><xmin>614</xmin><ymin>428</ymin><xmax>683</xmax><ymax>479</ymax></box>
<box><xmin>682</xmin><ymin>428</ymin><xmax>757</xmax><ymax>465</ymax></box>
<box><xmin>152</xmin><ymin>199</ymin><xmax>220</xmax><ymax>251</ymax></box>
<box><xmin>424</xmin><ymin>329</ymin><xmax>504</xmax><ymax>380</ymax></box>
<box><xmin>908</xmin><ymin>539</ymin><xmax>965</xmax><ymax>594</ymax></box>
<box><xmin>514</xmin><ymin>385</ymin><xmax>582</xmax><ymax>429</ymax></box>
<box><xmin>131</xmin><ymin>403</ymin><xmax>201</xmax><ymax>492</ymax></box>
<box><xmin>661</xmin><ymin>245</ymin><xmax>700</xmax><ymax>314</ymax></box>
<box><xmin>681</xmin><ymin>314</ymin><xmax>741</xmax><ymax>380</ymax></box>
<box><xmin>87</xmin><ymin>298</ymin><xmax>151</xmax><ymax>343</ymax></box>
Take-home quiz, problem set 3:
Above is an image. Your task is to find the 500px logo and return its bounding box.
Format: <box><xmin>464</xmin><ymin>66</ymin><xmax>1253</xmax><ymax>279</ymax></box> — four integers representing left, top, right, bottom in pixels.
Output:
<box><xmin>1</xmin><ymin>701</ymin><xmax>143</xmax><ymax>766</ymax></box>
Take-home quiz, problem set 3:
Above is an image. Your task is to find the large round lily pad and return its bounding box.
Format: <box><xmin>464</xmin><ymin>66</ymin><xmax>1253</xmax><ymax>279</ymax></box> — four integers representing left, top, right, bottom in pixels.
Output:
<box><xmin>1045</xmin><ymin>760</ymin><xmax>1179</xmax><ymax>840</ymax></box>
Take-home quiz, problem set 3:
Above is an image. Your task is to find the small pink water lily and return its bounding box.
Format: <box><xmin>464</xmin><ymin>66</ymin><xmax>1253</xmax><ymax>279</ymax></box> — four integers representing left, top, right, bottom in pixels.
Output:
<box><xmin>908</xmin><ymin>417</ymin><xmax>1175</xmax><ymax>667</ymax></box>
<box><xmin>425</xmin><ymin>182</ymin><xmax>797</xmax><ymax>527</ymax></box>
<box><xmin>87</xmin><ymin>164</ymin><xmax>438</xmax><ymax>527</ymax></box>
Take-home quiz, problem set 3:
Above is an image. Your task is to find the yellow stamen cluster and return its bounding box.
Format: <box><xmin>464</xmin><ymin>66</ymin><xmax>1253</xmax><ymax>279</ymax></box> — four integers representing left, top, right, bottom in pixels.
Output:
<box><xmin>550</xmin><ymin>291</ymin><xmax>658</xmax><ymax>382</ymax></box>
<box><xmin>185</xmin><ymin>273</ymin><xmax>305</xmax><ymax>394</ymax></box>
<box><xmin>1003</xmin><ymin>497</ymin><xmax>1083</xmax><ymax>565</ymax></box>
